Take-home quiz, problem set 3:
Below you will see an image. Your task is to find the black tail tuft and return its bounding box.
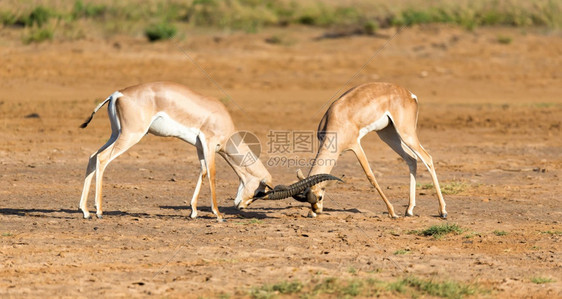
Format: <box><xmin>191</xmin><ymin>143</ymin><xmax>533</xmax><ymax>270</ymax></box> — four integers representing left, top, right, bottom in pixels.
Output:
<box><xmin>79</xmin><ymin>112</ymin><xmax>95</xmax><ymax>129</ymax></box>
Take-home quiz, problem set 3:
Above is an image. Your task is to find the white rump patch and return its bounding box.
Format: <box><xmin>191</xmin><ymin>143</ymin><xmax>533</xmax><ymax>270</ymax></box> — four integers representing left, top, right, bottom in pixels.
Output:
<box><xmin>148</xmin><ymin>112</ymin><xmax>202</xmax><ymax>145</ymax></box>
<box><xmin>358</xmin><ymin>111</ymin><xmax>391</xmax><ymax>140</ymax></box>
<box><xmin>112</xmin><ymin>91</ymin><xmax>124</xmax><ymax>99</ymax></box>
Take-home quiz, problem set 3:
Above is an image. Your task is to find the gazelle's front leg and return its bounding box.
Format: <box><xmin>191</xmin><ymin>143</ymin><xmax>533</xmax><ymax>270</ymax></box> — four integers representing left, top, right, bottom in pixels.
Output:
<box><xmin>351</xmin><ymin>143</ymin><xmax>399</xmax><ymax>218</ymax></box>
<box><xmin>190</xmin><ymin>157</ymin><xmax>207</xmax><ymax>219</ymax></box>
<box><xmin>203</xmin><ymin>139</ymin><xmax>223</xmax><ymax>222</ymax></box>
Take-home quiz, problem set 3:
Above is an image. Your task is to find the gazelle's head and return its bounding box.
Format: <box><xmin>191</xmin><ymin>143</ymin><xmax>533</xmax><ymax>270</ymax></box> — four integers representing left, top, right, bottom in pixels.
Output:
<box><xmin>306</xmin><ymin>182</ymin><xmax>328</xmax><ymax>215</ymax></box>
<box><xmin>235</xmin><ymin>176</ymin><xmax>272</xmax><ymax>210</ymax></box>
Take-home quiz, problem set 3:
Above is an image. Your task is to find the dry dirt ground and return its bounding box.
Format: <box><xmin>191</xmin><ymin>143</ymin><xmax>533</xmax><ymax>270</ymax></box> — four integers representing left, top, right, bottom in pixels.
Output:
<box><xmin>1</xmin><ymin>25</ymin><xmax>561</xmax><ymax>298</ymax></box>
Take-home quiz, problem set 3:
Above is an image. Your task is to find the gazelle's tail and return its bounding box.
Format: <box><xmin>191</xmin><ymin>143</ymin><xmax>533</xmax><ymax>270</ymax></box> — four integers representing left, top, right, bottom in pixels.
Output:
<box><xmin>80</xmin><ymin>91</ymin><xmax>124</xmax><ymax>128</ymax></box>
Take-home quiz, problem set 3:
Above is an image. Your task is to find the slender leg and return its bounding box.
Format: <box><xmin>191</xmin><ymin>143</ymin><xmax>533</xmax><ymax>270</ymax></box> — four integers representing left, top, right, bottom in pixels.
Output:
<box><xmin>79</xmin><ymin>132</ymin><xmax>120</xmax><ymax>219</ymax></box>
<box><xmin>351</xmin><ymin>143</ymin><xmax>399</xmax><ymax>218</ymax></box>
<box><xmin>202</xmin><ymin>140</ymin><xmax>223</xmax><ymax>221</ymax></box>
<box><xmin>93</xmin><ymin>132</ymin><xmax>145</xmax><ymax>219</ymax></box>
<box><xmin>408</xmin><ymin>144</ymin><xmax>447</xmax><ymax>218</ymax></box>
<box><xmin>190</xmin><ymin>145</ymin><xmax>207</xmax><ymax>219</ymax></box>
<box><xmin>377</xmin><ymin>124</ymin><xmax>418</xmax><ymax>216</ymax></box>
<box><xmin>395</xmin><ymin>128</ymin><xmax>447</xmax><ymax>218</ymax></box>
<box><xmin>79</xmin><ymin>155</ymin><xmax>97</xmax><ymax>219</ymax></box>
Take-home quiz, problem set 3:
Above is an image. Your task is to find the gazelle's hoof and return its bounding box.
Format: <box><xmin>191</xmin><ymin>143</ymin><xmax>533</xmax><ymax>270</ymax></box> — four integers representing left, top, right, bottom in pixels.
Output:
<box><xmin>190</xmin><ymin>212</ymin><xmax>198</xmax><ymax>219</ymax></box>
<box><xmin>440</xmin><ymin>212</ymin><xmax>448</xmax><ymax>219</ymax></box>
<box><xmin>96</xmin><ymin>214</ymin><xmax>103</xmax><ymax>219</ymax></box>
<box><xmin>83</xmin><ymin>214</ymin><xmax>91</xmax><ymax>219</ymax></box>
<box><xmin>405</xmin><ymin>211</ymin><xmax>414</xmax><ymax>217</ymax></box>
<box><xmin>307</xmin><ymin>210</ymin><xmax>318</xmax><ymax>218</ymax></box>
<box><xmin>217</xmin><ymin>218</ymin><xmax>226</xmax><ymax>223</ymax></box>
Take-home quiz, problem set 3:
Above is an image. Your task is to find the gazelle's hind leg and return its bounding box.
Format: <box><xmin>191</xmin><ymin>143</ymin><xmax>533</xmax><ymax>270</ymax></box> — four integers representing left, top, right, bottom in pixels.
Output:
<box><xmin>93</xmin><ymin>131</ymin><xmax>145</xmax><ymax>218</ymax></box>
<box><xmin>393</xmin><ymin>123</ymin><xmax>447</xmax><ymax>218</ymax></box>
<box><xmin>351</xmin><ymin>143</ymin><xmax>399</xmax><ymax>218</ymax></box>
<box><xmin>79</xmin><ymin>132</ymin><xmax>119</xmax><ymax>219</ymax></box>
<box><xmin>377</xmin><ymin>123</ymin><xmax>418</xmax><ymax>216</ymax></box>
<box><xmin>190</xmin><ymin>142</ymin><xmax>207</xmax><ymax>219</ymax></box>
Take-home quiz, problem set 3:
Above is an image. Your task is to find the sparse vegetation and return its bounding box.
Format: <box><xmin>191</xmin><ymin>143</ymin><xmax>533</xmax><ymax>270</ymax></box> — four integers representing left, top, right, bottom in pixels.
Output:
<box><xmin>1</xmin><ymin>0</ymin><xmax>560</xmax><ymax>44</ymax></box>
<box><xmin>23</xmin><ymin>27</ymin><xmax>54</xmax><ymax>44</ymax></box>
<box><xmin>493</xmin><ymin>230</ymin><xmax>508</xmax><ymax>236</ymax></box>
<box><xmin>530</xmin><ymin>276</ymin><xmax>555</xmax><ymax>284</ymax></box>
<box><xmin>249</xmin><ymin>276</ymin><xmax>484</xmax><ymax>298</ymax></box>
<box><xmin>541</xmin><ymin>230</ymin><xmax>562</xmax><ymax>235</ymax></box>
<box><xmin>411</xmin><ymin>223</ymin><xmax>464</xmax><ymax>239</ymax></box>
<box><xmin>72</xmin><ymin>0</ymin><xmax>107</xmax><ymax>19</ymax></box>
<box><xmin>394</xmin><ymin>248</ymin><xmax>411</xmax><ymax>255</ymax></box>
<box><xmin>398</xmin><ymin>276</ymin><xmax>480</xmax><ymax>298</ymax></box>
<box><xmin>464</xmin><ymin>232</ymin><xmax>481</xmax><ymax>239</ymax></box>
<box><xmin>250</xmin><ymin>280</ymin><xmax>303</xmax><ymax>299</ymax></box>
<box><xmin>420</xmin><ymin>181</ymin><xmax>468</xmax><ymax>195</ymax></box>
<box><xmin>236</xmin><ymin>218</ymin><xmax>263</xmax><ymax>225</ymax></box>
<box><xmin>144</xmin><ymin>22</ymin><xmax>177</xmax><ymax>41</ymax></box>
<box><xmin>497</xmin><ymin>35</ymin><xmax>513</xmax><ymax>44</ymax></box>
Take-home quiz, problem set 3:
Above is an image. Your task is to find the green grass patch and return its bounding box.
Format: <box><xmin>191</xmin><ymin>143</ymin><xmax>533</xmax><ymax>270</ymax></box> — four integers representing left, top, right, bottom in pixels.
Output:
<box><xmin>72</xmin><ymin>0</ymin><xmax>107</xmax><ymax>19</ymax></box>
<box><xmin>497</xmin><ymin>35</ymin><xmax>513</xmax><ymax>44</ymax></box>
<box><xmin>19</xmin><ymin>6</ymin><xmax>53</xmax><ymax>27</ymax></box>
<box><xmin>411</xmin><ymin>223</ymin><xmax>464</xmax><ymax>239</ymax></box>
<box><xmin>541</xmin><ymin>230</ymin><xmax>562</xmax><ymax>235</ymax></box>
<box><xmin>1</xmin><ymin>232</ymin><xmax>13</xmax><ymax>237</ymax></box>
<box><xmin>144</xmin><ymin>22</ymin><xmax>177</xmax><ymax>41</ymax></box>
<box><xmin>530</xmin><ymin>276</ymin><xmax>555</xmax><ymax>284</ymax></box>
<box><xmin>249</xmin><ymin>276</ymin><xmax>484</xmax><ymax>298</ymax></box>
<box><xmin>23</xmin><ymin>27</ymin><xmax>54</xmax><ymax>44</ymax></box>
<box><xmin>464</xmin><ymin>231</ymin><xmax>481</xmax><ymax>239</ymax></box>
<box><xmin>399</xmin><ymin>276</ymin><xmax>480</xmax><ymax>298</ymax></box>
<box><xmin>236</xmin><ymin>218</ymin><xmax>263</xmax><ymax>225</ymax></box>
<box><xmin>250</xmin><ymin>280</ymin><xmax>303</xmax><ymax>299</ymax></box>
<box><xmin>394</xmin><ymin>248</ymin><xmax>411</xmax><ymax>255</ymax></box>
<box><xmin>493</xmin><ymin>230</ymin><xmax>508</xmax><ymax>236</ymax></box>
<box><xmin>441</xmin><ymin>181</ymin><xmax>468</xmax><ymax>195</ymax></box>
<box><xmin>418</xmin><ymin>181</ymin><xmax>468</xmax><ymax>195</ymax></box>
<box><xmin>4</xmin><ymin>0</ymin><xmax>562</xmax><ymax>44</ymax></box>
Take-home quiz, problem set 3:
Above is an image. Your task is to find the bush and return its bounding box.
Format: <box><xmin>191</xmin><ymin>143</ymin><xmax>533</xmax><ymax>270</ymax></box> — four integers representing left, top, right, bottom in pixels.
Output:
<box><xmin>23</xmin><ymin>27</ymin><xmax>54</xmax><ymax>44</ymax></box>
<box><xmin>72</xmin><ymin>0</ymin><xmax>107</xmax><ymax>19</ymax></box>
<box><xmin>0</xmin><ymin>11</ymin><xmax>17</xmax><ymax>26</ymax></box>
<box><xmin>144</xmin><ymin>22</ymin><xmax>177</xmax><ymax>42</ymax></box>
<box><xmin>23</xmin><ymin>6</ymin><xmax>52</xmax><ymax>27</ymax></box>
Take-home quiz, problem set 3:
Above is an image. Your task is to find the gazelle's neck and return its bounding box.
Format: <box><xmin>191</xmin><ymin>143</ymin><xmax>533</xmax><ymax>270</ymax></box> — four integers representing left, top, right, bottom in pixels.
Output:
<box><xmin>220</xmin><ymin>142</ymin><xmax>272</xmax><ymax>200</ymax></box>
<box><xmin>308</xmin><ymin>147</ymin><xmax>339</xmax><ymax>177</ymax></box>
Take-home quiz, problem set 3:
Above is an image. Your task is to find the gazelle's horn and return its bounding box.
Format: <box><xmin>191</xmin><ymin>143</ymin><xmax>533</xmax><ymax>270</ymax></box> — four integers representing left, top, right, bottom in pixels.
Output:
<box><xmin>265</xmin><ymin>174</ymin><xmax>343</xmax><ymax>200</ymax></box>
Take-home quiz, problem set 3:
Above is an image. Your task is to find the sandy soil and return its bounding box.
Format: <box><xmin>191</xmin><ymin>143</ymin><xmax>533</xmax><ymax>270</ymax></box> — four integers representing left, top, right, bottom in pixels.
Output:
<box><xmin>1</xmin><ymin>25</ymin><xmax>561</xmax><ymax>298</ymax></box>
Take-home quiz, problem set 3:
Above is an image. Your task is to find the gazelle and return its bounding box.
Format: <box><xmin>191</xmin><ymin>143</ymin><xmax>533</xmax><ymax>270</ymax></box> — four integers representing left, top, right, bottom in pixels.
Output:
<box><xmin>78</xmin><ymin>81</ymin><xmax>277</xmax><ymax>221</ymax></box>
<box><xmin>79</xmin><ymin>82</ymin><xmax>337</xmax><ymax>221</ymax></box>
<box><xmin>297</xmin><ymin>82</ymin><xmax>447</xmax><ymax>218</ymax></box>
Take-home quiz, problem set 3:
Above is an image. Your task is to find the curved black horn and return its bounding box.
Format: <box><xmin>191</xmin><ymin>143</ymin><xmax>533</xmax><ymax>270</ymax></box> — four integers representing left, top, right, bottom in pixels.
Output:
<box><xmin>266</xmin><ymin>174</ymin><xmax>343</xmax><ymax>200</ymax></box>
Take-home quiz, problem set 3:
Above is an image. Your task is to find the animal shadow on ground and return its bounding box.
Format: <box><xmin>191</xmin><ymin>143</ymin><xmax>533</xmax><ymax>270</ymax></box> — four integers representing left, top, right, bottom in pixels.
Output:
<box><xmin>0</xmin><ymin>208</ymin><xmax>200</xmax><ymax>220</ymax></box>
<box><xmin>160</xmin><ymin>205</ymin><xmax>271</xmax><ymax>219</ymax></box>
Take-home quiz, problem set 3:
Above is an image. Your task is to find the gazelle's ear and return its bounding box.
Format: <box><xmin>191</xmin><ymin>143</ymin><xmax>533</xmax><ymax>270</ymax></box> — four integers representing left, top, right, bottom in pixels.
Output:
<box><xmin>296</xmin><ymin>169</ymin><xmax>305</xmax><ymax>181</ymax></box>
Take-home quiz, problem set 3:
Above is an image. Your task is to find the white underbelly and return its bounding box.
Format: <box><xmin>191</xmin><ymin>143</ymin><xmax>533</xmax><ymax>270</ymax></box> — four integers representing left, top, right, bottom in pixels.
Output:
<box><xmin>358</xmin><ymin>112</ymin><xmax>391</xmax><ymax>140</ymax></box>
<box><xmin>148</xmin><ymin>112</ymin><xmax>201</xmax><ymax>145</ymax></box>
